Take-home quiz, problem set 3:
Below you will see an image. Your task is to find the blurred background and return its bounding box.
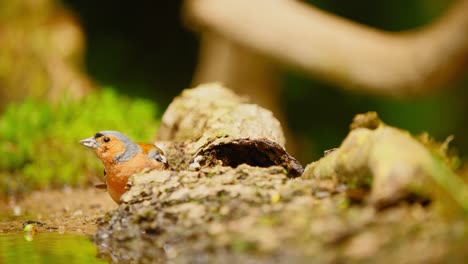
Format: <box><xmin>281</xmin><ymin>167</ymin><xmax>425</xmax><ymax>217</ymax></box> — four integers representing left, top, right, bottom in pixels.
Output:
<box><xmin>1</xmin><ymin>0</ymin><xmax>467</xmax><ymax>196</ymax></box>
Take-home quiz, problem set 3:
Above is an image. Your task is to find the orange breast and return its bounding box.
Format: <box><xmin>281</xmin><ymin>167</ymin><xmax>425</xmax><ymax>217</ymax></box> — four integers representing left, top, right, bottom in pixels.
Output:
<box><xmin>105</xmin><ymin>152</ymin><xmax>164</xmax><ymax>203</ymax></box>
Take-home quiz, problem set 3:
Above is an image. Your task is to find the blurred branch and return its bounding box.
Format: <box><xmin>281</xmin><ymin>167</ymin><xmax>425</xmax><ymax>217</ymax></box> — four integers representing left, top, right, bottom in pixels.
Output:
<box><xmin>192</xmin><ymin>34</ymin><xmax>281</xmax><ymax>114</ymax></box>
<box><xmin>184</xmin><ymin>0</ymin><xmax>468</xmax><ymax>97</ymax></box>
<box><xmin>191</xmin><ymin>33</ymin><xmax>297</xmax><ymax>154</ymax></box>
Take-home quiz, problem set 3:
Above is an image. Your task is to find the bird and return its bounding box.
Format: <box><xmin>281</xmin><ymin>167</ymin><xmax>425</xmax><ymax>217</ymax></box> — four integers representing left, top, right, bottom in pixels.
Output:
<box><xmin>80</xmin><ymin>130</ymin><xmax>168</xmax><ymax>203</ymax></box>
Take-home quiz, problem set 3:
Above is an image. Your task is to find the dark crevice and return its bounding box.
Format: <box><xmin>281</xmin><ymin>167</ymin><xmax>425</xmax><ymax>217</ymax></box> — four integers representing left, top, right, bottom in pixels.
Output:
<box><xmin>202</xmin><ymin>139</ymin><xmax>304</xmax><ymax>177</ymax></box>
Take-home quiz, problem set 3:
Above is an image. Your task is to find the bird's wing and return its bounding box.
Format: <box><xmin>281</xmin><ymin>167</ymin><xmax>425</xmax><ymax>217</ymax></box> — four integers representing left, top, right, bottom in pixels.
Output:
<box><xmin>138</xmin><ymin>143</ymin><xmax>168</xmax><ymax>164</ymax></box>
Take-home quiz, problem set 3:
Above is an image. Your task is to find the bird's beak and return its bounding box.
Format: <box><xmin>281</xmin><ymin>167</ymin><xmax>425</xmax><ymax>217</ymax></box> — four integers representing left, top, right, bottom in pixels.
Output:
<box><xmin>80</xmin><ymin>137</ymin><xmax>98</xmax><ymax>149</ymax></box>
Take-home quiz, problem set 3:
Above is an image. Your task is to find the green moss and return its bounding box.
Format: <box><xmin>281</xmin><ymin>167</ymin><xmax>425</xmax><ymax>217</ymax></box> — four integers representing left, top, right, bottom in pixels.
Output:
<box><xmin>417</xmin><ymin>133</ymin><xmax>461</xmax><ymax>170</ymax></box>
<box><xmin>231</xmin><ymin>238</ymin><xmax>257</xmax><ymax>253</ymax></box>
<box><xmin>0</xmin><ymin>88</ymin><xmax>160</xmax><ymax>196</ymax></box>
<box><xmin>257</xmin><ymin>215</ymin><xmax>279</xmax><ymax>226</ymax></box>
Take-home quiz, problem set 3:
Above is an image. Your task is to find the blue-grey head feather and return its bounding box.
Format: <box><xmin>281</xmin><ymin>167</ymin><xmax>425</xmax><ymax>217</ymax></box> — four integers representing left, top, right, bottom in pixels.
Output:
<box><xmin>96</xmin><ymin>130</ymin><xmax>141</xmax><ymax>162</ymax></box>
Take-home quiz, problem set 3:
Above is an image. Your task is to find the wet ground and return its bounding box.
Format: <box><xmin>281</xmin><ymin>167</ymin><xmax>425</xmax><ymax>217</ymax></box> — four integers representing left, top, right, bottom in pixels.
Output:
<box><xmin>0</xmin><ymin>188</ymin><xmax>116</xmax><ymax>263</ymax></box>
<box><xmin>0</xmin><ymin>232</ymin><xmax>105</xmax><ymax>264</ymax></box>
<box><xmin>0</xmin><ymin>188</ymin><xmax>116</xmax><ymax>235</ymax></box>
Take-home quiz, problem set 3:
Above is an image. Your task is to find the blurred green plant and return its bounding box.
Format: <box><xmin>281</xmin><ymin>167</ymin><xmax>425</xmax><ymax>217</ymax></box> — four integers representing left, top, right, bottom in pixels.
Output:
<box><xmin>0</xmin><ymin>88</ymin><xmax>160</xmax><ymax>197</ymax></box>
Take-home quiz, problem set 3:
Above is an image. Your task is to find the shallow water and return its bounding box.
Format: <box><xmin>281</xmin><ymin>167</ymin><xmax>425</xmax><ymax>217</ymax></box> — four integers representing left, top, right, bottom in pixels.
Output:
<box><xmin>0</xmin><ymin>232</ymin><xmax>105</xmax><ymax>264</ymax></box>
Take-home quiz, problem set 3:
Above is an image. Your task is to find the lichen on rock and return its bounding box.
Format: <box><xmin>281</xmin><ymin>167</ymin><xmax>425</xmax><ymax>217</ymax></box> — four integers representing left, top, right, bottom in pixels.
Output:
<box><xmin>94</xmin><ymin>89</ymin><xmax>468</xmax><ymax>263</ymax></box>
<box><xmin>155</xmin><ymin>83</ymin><xmax>303</xmax><ymax>176</ymax></box>
<box><xmin>303</xmin><ymin>112</ymin><xmax>468</xmax><ymax>211</ymax></box>
<box><xmin>94</xmin><ymin>164</ymin><xmax>467</xmax><ymax>263</ymax></box>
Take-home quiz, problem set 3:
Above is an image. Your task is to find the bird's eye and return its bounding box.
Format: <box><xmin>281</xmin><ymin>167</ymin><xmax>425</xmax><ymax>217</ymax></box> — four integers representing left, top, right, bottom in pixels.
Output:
<box><xmin>103</xmin><ymin>137</ymin><xmax>111</xmax><ymax>143</ymax></box>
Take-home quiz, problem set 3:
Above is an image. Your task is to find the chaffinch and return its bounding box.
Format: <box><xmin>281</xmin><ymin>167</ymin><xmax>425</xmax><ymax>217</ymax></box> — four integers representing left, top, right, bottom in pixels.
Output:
<box><xmin>80</xmin><ymin>131</ymin><xmax>167</xmax><ymax>203</ymax></box>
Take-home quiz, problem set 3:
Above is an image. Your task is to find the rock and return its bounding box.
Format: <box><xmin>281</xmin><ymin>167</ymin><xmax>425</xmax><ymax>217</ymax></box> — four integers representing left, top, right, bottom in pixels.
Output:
<box><xmin>303</xmin><ymin>112</ymin><xmax>464</xmax><ymax>210</ymax></box>
<box><xmin>155</xmin><ymin>83</ymin><xmax>303</xmax><ymax>177</ymax></box>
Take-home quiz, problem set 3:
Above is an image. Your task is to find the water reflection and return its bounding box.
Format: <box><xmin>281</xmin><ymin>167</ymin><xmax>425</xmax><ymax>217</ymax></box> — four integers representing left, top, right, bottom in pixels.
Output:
<box><xmin>0</xmin><ymin>232</ymin><xmax>105</xmax><ymax>264</ymax></box>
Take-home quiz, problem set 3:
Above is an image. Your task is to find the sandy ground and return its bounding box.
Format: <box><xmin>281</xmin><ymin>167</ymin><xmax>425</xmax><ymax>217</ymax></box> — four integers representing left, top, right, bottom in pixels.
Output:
<box><xmin>0</xmin><ymin>188</ymin><xmax>117</xmax><ymax>235</ymax></box>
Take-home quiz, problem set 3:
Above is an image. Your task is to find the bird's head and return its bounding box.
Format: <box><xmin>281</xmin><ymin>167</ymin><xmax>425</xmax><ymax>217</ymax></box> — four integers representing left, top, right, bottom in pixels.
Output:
<box><xmin>80</xmin><ymin>131</ymin><xmax>140</xmax><ymax>163</ymax></box>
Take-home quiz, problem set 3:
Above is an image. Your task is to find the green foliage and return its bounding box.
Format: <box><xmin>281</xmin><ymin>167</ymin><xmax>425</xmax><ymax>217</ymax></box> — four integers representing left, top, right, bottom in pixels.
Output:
<box><xmin>0</xmin><ymin>88</ymin><xmax>160</xmax><ymax>196</ymax></box>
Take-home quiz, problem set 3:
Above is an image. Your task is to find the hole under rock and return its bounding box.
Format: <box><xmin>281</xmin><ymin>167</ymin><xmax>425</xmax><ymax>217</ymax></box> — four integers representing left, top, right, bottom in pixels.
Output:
<box><xmin>202</xmin><ymin>139</ymin><xmax>303</xmax><ymax>177</ymax></box>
